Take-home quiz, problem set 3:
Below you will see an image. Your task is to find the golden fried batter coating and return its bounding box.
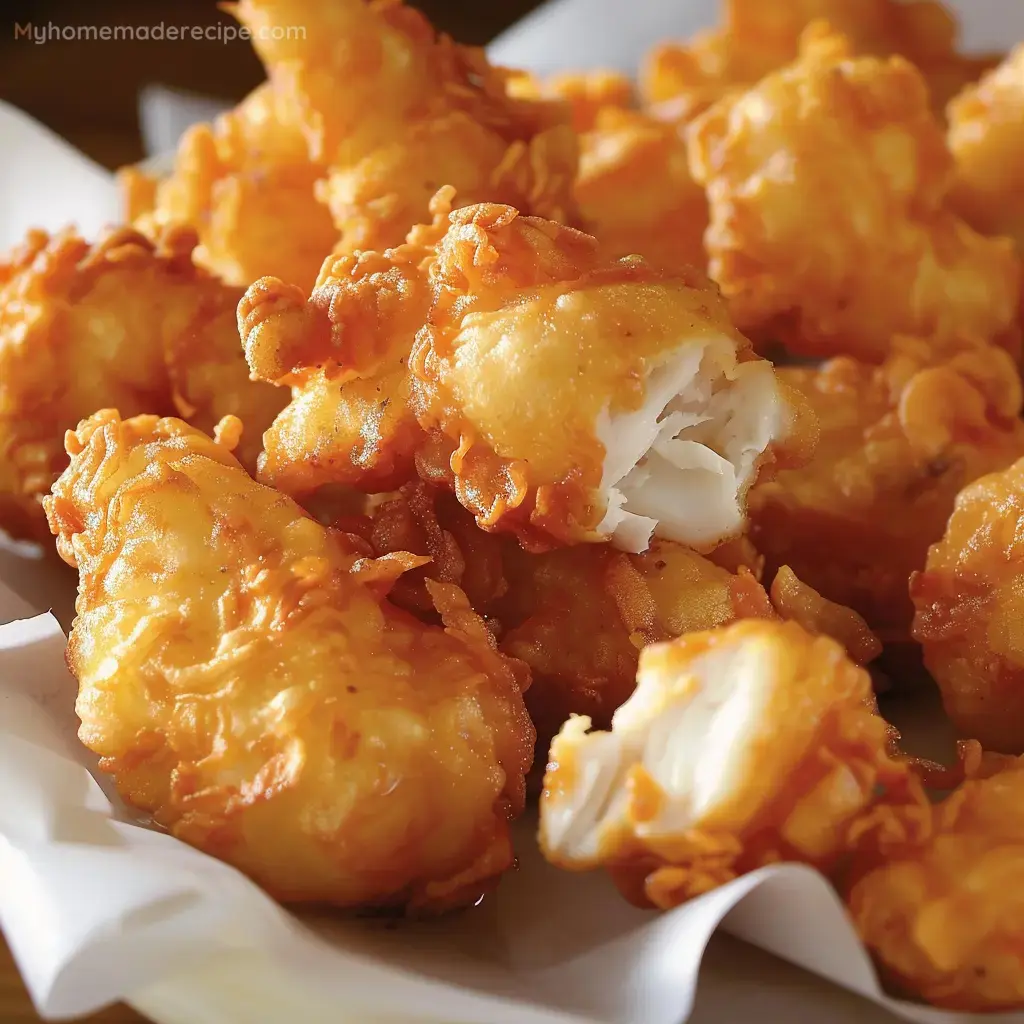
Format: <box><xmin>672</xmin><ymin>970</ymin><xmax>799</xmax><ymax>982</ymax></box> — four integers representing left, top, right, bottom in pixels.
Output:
<box><xmin>362</xmin><ymin>483</ymin><xmax>880</xmax><ymax>756</ymax></box>
<box><xmin>408</xmin><ymin>204</ymin><xmax>783</xmax><ymax>551</ymax></box>
<box><xmin>643</xmin><ymin>0</ymin><xmax>998</xmax><ymax>122</ymax></box>
<box><xmin>751</xmin><ymin>337</ymin><xmax>1024</xmax><ymax>639</ymax></box>
<box><xmin>911</xmin><ymin>457</ymin><xmax>1024</xmax><ymax>754</ymax></box>
<box><xmin>847</xmin><ymin>756</ymin><xmax>1024</xmax><ymax>1010</ymax></box>
<box><xmin>769</xmin><ymin>565</ymin><xmax>882</xmax><ymax>666</ymax></box>
<box><xmin>687</xmin><ymin>24</ymin><xmax>1020</xmax><ymax>362</ymax></box>
<box><xmin>539</xmin><ymin>619</ymin><xmax>909</xmax><ymax>909</ymax></box>
<box><xmin>124</xmin><ymin>83</ymin><xmax>338</xmax><ymax>290</ymax></box>
<box><xmin>948</xmin><ymin>45</ymin><xmax>1024</xmax><ymax>253</ymax></box>
<box><xmin>355</xmin><ymin>483</ymin><xmax>769</xmax><ymax>742</ymax></box>
<box><xmin>44</xmin><ymin>410</ymin><xmax>534</xmax><ymax>911</ymax></box>
<box><xmin>244</xmin><ymin>196</ymin><xmax>789</xmax><ymax>553</ymax></box>
<box><xmin>507</xmin><ymin>71</ymin><xmax>635</xmax><ymax>133</ymax></box>
<box><xmin>0</xmin><ymin>226</ymin><xmax>282</xmax><ymax>541</ymax></box>
<box><xmin>503</xmin><ymin>74</ymin><xmax>708</xmax><ymax>270</ymax></box>
<box><xmin>240</xmin><ymin>200</ymin><xmax>441</xmax><ymax>495</ymax></box>
<box><xmin>234</xmin><ymin>0</ymin><xmax>579</xmax><ymax>254</ymax></box>
<box><xmin>575</xmin><ymin>107</ymin><xmax>709</xmax><ymax>271</ymax></box>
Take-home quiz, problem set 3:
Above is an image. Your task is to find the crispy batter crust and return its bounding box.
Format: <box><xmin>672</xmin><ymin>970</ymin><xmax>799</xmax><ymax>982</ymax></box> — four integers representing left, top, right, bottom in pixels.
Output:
<box><xmin>848</xmin><ymin>755</ymin><xmax>1024</xmax><ymax>1010</ymax></box>
<box><xmin>45</xmin><ymin>410</ymin><xmax>534</xmax><ymax>912</ymax></box>
<box><xmin>539</xmin><ymin>620</ymin><xmax>910</xmax><ymax>909</ymax></box>
<box><xmin>687</xmin><ymin>23</ymin><xmax>1019</xmax><ymax>361</ymax></box>
<box><xmin>751</xmin><ymin>338</ymin><xmax>1024</xmax><ymax>639</ymax></box>
<box><xmin>642</xmin><ymin>0</ymin><xmax>998</xmax><ymax>120</ymax></box>
<box><xmin>911</xmin><ymin>457</ymin><xmax>1024</xmax><ymax>753</ymax></box>
<box><xmin>948</xmin><ymin>45</ymin><xmax>1024</xmax><ymax>253</ymax></box>
<box><xmin>0</xmin><ymin>226</ymin><xmax>282</xmax><ymax>539</ymax></box>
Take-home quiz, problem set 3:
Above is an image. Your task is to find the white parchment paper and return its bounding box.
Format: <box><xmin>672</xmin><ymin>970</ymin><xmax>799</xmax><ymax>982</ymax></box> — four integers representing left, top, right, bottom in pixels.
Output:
<box><xmin>0</xmin><ymin>104</ymin><xmax>121</xmax><ymax>253</ymax></box>
<box><xmin>1</xmin><ymin>1</ymin><xmax>1023</xmax><ymax>1021</ymax></box>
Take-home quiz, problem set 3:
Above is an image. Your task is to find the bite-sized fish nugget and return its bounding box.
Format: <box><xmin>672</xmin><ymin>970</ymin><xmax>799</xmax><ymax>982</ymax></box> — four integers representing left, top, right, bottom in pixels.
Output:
<box><xmin>0</xmin><ymin>226</ymin><xmax>282</xmax><ymax>540</ymax></box>
<box><xmin>687</xmin><ymin>23</ymin><xmax>1020</xmax><ymax>362</ymax></box>
<box><xmin>244</xmin><ymin>194</ymin><xmax>794</xmax><ymax>553</ymax></box>
<box><xmin>751</xmin><ymin>336</ymin><xmax>1024</xmax><ymax>640</ymax></box>
<box><xmin>45</xmin><ymin>410</ymin><xmax>534</xmax><ymax>911</ymax></box>
<box><xmin>539</xmin><ymin>619</ymin><xmax>911</xmax><ymax>908</ymax></box>
<box><xmin>912</xmin><ymin>456</ymin><xmax>1024</xmax><ymax>753</ymax></box>
<box><xmin>848</xmin><ymin>754</ymin><xmax>1024</xmax><ymax>1010</ymax></box>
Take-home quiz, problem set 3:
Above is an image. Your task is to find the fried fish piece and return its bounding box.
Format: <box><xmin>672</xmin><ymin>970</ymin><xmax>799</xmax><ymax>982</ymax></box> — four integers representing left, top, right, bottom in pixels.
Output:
<box><xmin>847</xmin><ymin>755</ymin><xmax>1024</xmax><ymax>1010</ymax></box>
<box><xmin>750</xmin><ymin>338</ymin><xmax>1024</xmax><ymax>640</ymax></box>
<box><xmin>124</xmin><ymin>82</ymin><xmax>338</xmax><ymax>290</ymax></box>
<box><xmin>244</xmin><ymin>195</ymin><xmax>791</xmax><ymax>553</ymax></box>
<box><xmin>499</xmin><ymin>534</ymin><xmax>774</xmax><ymax>750</ymax></box>
<box><xmin>539</xmin><ymin>619</ymin><xmax>909</xmax><ymax>909</ymax></box>
<box><xmin>643</xmin><ymin>0</ymin><xmax>998</xmax><ymax>121</ymax></box>
<box><xmin>240</xmin><ymin>199</ymin><xmax>441</xmax><ymax>496</ymax></box>
<box><xmin>44</xmin><ymin>410</ymin><xmax>534</xmax><ymax>911</ymax></box>
<box><xmin>575</xmin><ymin>107</ymin><xmax>709</xmax><ymax>271</ymax></box>
<box><xmin>0</xmin><ymin>226</ymin><xmax>283</xmax><ymax>540</ymax></box>
<box><xmin>234</xmin><ymin>0</ymin><xmax>579</xmax><ymax>255</ymax></box>
<box><xmin>948</xmin><ymin>45</ymin><xmax>1024</xmax><ymax>254</ymax></box>
<box><xmin>363</xmin><ymin>483</ymin><xmax>880</xmax><ymax>755</ymax></box>
<box><xmin>410</xmin><ymin>203</ymin><xmax>789</xmax><ymax>552</ymax></box>
<box><xmin>686</xmin><ymin>23</ymin><xmax>1020</xmax><ymax>362</ymax></box>
<box><xmin>911</xmin><ymin>457</ymin><xmax>1024</xmax><ymax>754</ymax></box>
<box><xmin>505</xmin><ymin>73</ymin><xmax>709</xmax><ymax>270</ymax></box>
<box><xmin>506</xmin><ymin>70</ymin><xmax>635</xmax><ymax>133</ymax></box>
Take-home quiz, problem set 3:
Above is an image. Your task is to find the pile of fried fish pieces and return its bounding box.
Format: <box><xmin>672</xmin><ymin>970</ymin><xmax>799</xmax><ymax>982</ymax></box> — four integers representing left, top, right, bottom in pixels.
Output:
<box><xmin>6</xmin><ymin>0</ymin><xmax>1024</xmax><ymax>1010</ymax></box>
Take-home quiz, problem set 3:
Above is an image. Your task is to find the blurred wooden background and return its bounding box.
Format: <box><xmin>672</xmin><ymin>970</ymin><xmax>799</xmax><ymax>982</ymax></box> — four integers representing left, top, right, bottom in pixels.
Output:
<box><xmin>0</xmin><ymin>0</ymin><xmax>543</xmax><ymax>169</ymax></box>
<box><xmin>0</xmin><ymin>2</ymin><xmax>540</xmax><ymax>1020</ymax></box>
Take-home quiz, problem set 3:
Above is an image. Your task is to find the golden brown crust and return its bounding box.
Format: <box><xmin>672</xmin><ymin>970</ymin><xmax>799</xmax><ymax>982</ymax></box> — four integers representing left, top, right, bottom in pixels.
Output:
<box><xmin>539</xmin><ymin>619</ymin><xmax>912</xmax><ymax>909</ymax></box>
<box><xmin>232</xmin><ymin>0</ymin><xmax>579</xmax><ymax>256</ymax></box>
<box><xmin>642</xmin><ymin>0</ymin><xmax>999</xmax><ymax>120</ymax></box>
<box><xmin>948</xmin><ymin>45</ymin><xmax>1024</xmax><ymax>253</ymax></box>
<box><xmin>574</xmin><ymin>107</ymin><xmax>709</xmax><ymax>271</ymax></box>
<box><xmin>750</xmin><ymin>338</ymin><xmax>1024</xmax><ymax>640</ymax></box>
<box><xmin>0</xmin><ymin>225</ymin><xmax>286</xmax><ymax>540</ymax></box>
<box><xmin>46</xmin><ymin>410</ymin><xmax>534</xmax><ymax>912</ymax></box>
<box><xmin>910</xmin><ymin>457</ymin><xmax>1024</xmax><ymax>753</ymax></box>
<box><xmin>239</xmin><ymin>202</ymin><xmax>442</xmax><ymax>494</ymax></box>
<box><xmin>770</xmin><ymin>565</ymin><xmax>882</xmax><ymax>665</ymax></box>
<box><xmin>687</xmin><ymin>23</ymin><xmax>1019</xmax><ymax>362</ymax></box>
<box><xmin>125</xmin><ymin>82</ymin><xmax>338</xmax><ymax>290</ymax></box>
<box><xmin>508</xmin><ymin>71</ymin><xmax>636</xmax><ymax>133</ymax></box>
<box><xmin>847</xmin><ymin>756</ymin><xmax>1024</xmax><ymax>1010</ymax></box>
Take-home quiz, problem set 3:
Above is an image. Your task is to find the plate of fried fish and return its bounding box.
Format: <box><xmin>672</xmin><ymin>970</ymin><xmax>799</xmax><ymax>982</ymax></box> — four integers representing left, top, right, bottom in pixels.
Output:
<box><xmin>5</xmin><ymin>0</ymin><xmax>1024</xmax><ymax>1021</ymax></box>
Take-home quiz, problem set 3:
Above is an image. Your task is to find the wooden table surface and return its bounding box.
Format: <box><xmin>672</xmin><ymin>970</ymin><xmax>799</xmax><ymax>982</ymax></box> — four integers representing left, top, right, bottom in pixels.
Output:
<box><xmin>0</xmin><ymin>4</ymin><xmax>542</xmax><ymax>1020</ymax></box>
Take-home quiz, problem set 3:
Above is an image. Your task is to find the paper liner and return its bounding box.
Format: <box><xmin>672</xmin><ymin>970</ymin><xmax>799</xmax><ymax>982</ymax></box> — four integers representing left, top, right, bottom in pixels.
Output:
<box><xmin>488</xmin><ymin>0</ymin><xmax>1024</xmax><ymax>76</ymax></box>
<box><xmin>0</xmin><ymin>104</ymin><xmax>121</xmax><ymax>252</ymax></box>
